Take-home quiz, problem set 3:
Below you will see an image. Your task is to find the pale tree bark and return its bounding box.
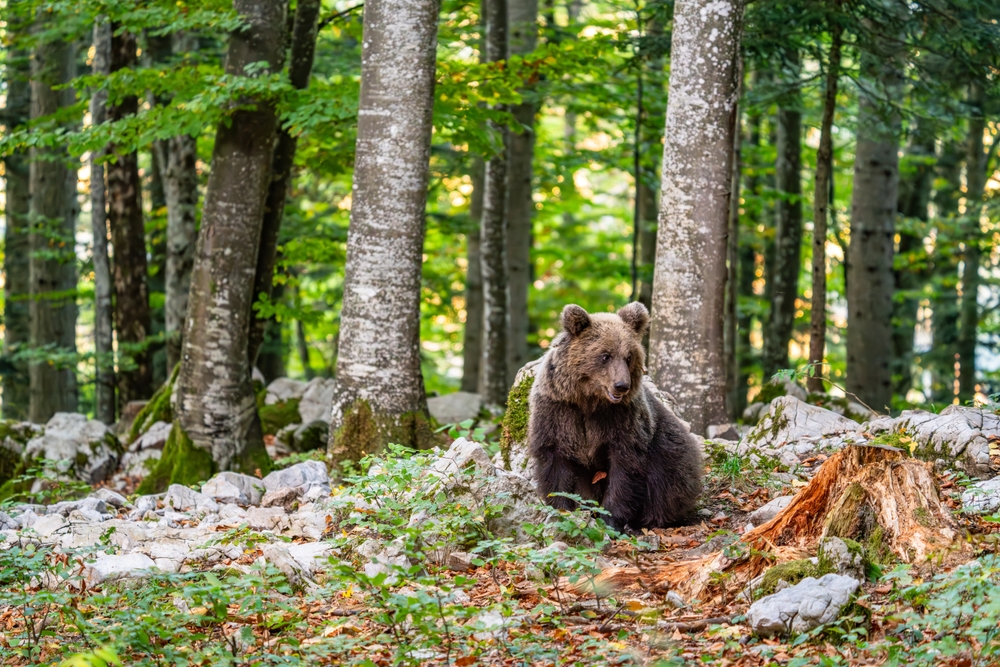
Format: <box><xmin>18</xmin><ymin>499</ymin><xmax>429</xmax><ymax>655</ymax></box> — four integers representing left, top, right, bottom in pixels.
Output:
<box><xmin>958</xmin><ymin>82</ymin><xmax>987</xmax><ymax>402</ymax></box>
<box><xmin>107</xmin><ymin>25</ymin><xmax>153</xmax><ymax>406</ymax></box>
<box><xmin>90</xmin><ymin>20</ymin><xmax>115</xmax><ymax>424</ymax></box>
<box><xmin>806</xmin><ymin>20</ymin><xmax>842</xmax><ymax>394</ymax></box>
<box><xmin>151</xmin><ymin>31</ymin><xmax>201</xmax><ymax>374</ymax></box>
<box><xmin>505</xmin><ymin>0</ymin><xmax>537</xmax><ymax>384</ymax></box>
<box><xmin>846</xmin><ymin>49</ymin><xmax>903</xmax><ymax>412</ymax></box>
<box><xmin>648</xmin><ymin>0</ymin><xmax>742</xmax><ymax>435</ymax></box>
<box><xmin>2</xmin><ymin>20</ymin><xmax>31</xmax><ymax>421</ymax></box>
<box><xmin>161</xmin><ymin>0</ymin><xmax>286</xmax><ymax>486</ymax></box>
<box><xmin>479</xmin><ymin>0</ymin><xmax>510</xmax><ymax>409</ymax></box>
<box><xmin>461</xmin><ymin>158</ymin><xmax>485</xmax><ymax>393</ymax></box>
<box><xmin>29</xmin><ymin>31</ymin><xmax>79</xmax><ymax>421</ymax></box>
<box><xmin>327</xmin><ymin>0</ymin><xmax>441</xmax><ymax>467</ymax></box>
<box><xmin>762</xmin><ymin>50</ymin><xmax>802</xmax><ymax>378</ymax></box>
<box><xmin>248</xmin><ymin>0</ymin><xmax>321</xmax><ymax>367</ymax></box>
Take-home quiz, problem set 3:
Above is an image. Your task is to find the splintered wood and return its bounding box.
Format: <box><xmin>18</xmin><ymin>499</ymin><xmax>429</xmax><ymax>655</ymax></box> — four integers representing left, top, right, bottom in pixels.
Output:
<box><xmin>581</xmin><ymin>444</ymin><xmax>960</xmax><ymax>602</ymax></box>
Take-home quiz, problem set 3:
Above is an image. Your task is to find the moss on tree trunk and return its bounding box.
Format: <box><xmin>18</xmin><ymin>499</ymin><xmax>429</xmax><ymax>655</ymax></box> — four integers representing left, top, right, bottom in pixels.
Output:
<box><xmin>128</xmin><ymin>364</ymin><xmax>179</xmax><ymax>444</ymax></box>
<box><xmin>136</xmin><ymin>422</ymin><xmax>216</xmax><ymax>494</ymax></box>
<box><xmin>327</xmin><ymin>398</ymin><xmax>437</xmax><ymax>474</ymax></box>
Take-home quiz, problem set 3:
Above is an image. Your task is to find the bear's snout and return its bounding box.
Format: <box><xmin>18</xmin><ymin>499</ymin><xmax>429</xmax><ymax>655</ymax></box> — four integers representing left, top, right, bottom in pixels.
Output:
<box><xmin>613</xmin><ymin>381</ymin><xmax>630</xmax><ymax>393</ymax></box>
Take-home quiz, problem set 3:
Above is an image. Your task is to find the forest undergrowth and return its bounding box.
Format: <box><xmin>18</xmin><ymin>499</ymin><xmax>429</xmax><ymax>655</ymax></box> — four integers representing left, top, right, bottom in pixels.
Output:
<box><xmin>3</xmin><ymin>438</ymin><xmax>1000</xmax><ymax>667</ymax></box>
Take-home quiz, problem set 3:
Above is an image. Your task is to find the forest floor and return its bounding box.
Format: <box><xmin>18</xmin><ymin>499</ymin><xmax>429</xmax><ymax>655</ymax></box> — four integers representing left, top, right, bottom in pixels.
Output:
<box><xmin>2</xmin><ymin>434</ymin><xmax>1000</xmax><ymax>666</ymax></box>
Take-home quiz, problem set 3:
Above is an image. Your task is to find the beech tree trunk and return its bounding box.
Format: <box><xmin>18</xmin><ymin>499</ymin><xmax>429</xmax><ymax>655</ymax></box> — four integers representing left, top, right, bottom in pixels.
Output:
<box><xmin>958</xmin><ymin>82</ymin><xmax>987</xmax><ymax>402</ymax></box>
<box><xmin>736</xmin><ymin>102</ymin><xmax>762</xmax><ymax>412</ymax></box>
<box><xmin>29</xmin><ymin>28</ymin><xmax>79</xmax><ymax>422</ymax></box>
<box><xmin>90</xmin><ymin>20</ymin><xmax>115</xmax><ymax>424</ymax></box>
<box><xmin>846</xmin><ymin>50</ymin><xmax>902</xmax><ymax>412</ymax></box>
<box><xmin>806</xmin><ymin>23</ymin><xmax>841</xmax><ymax>394</ymax></box>
<box><xmin>248</xmin><ymin>0</ymin><xmax>321</xmax><ymax>367</ymax></box>
<box><xmin>505</xmin><ymin>0</ymin><xmax>538</xmax><ymax>384</ymax></box>
<box><xmin>327</xmin><ymin>0</ymin><xmax>441</xmax><ymax>467</ymax></box>
<box><xmin>107</xmin><ymin>24</ymin><xmax>153</xmax><ymax>406</ymax></box>
<box><xmin>724</xmin><ymin>101</ymin><xmax>742</xmax><ymax>423</ymax></box>
<box><xmin>762</xmin><ymin>50</ymin><xmax>802</xmax><ymax>379</ymax></box>
<box><xmin>168</xmin><ymin>0</ymin><xmax>286</xmax><ymax>483</ymax></box>
<box><xmin>648</xmin><ymin>0</ymin><xmax>742</xmax><ymax>435</ymax></box>
<box><xmin>929</xmin><ymin>141</ymin><xmax>962</xmax><ymax>403</ymax></box>
<box><xmin>2</xmin><ymin>24</ymin><xmax>31</xmax><ymax>421</ymax></box>
<box><xmin>637</xmin><ymin>17</ymin><xmax>666</xmax><ymax>317</ymax></box>
<box><xmin>479</xmin><ymin>0</ymin><xmax>510</xmax><ymax>409</ymax></box>
<box><xmin>461</xmin><ymin>158</ymin><xmax>485</xmax><ymax>393</ymax></box>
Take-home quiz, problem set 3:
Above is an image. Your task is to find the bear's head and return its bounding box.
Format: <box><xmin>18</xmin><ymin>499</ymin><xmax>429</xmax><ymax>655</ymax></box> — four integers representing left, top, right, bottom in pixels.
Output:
<box><xmin>554</xmin><ymin>302</ymin><xmax>649</xmax><ymax>408</ymax></box>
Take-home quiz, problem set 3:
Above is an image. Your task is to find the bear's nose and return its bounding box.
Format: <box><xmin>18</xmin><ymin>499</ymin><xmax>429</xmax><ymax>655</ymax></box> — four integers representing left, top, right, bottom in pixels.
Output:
<box><xmin>613</xmin><ymin>381</ymin><xmax>630</xmax><ymax>393</ymax></box>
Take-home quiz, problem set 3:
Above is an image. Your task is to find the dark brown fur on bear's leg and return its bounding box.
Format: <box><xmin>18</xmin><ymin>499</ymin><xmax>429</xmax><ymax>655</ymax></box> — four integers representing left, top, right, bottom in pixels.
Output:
<box><xmin>534</xmin><ymin>451</ymin><xmax>603</xmax><ymax>512</ymax></box>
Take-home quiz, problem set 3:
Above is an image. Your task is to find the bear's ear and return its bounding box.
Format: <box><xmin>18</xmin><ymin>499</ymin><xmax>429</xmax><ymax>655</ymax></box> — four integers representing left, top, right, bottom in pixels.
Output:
<box><xmin>561</xmin><ymin>304</ymin><xmax>591</xmax><ymax>336</ymax></box>
<box><xmin>617</xmin><ymin>302</ymin><xmax>650</xmax><ymax>336</ymax></box>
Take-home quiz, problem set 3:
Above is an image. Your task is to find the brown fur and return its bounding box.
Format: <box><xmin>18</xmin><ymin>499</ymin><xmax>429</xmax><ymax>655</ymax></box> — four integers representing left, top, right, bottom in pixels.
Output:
<box><xmin>528</xmin><ymin>302</ymin><xmax>703</xmax><ymax>531</ymax></box>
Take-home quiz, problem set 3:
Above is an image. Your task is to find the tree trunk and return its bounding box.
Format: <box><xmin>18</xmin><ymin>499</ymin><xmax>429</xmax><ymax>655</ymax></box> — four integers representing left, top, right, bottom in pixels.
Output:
<box><xmin>806</xmin><ymin>22</ymin><xmax>842</xmax><ymax>394</ymax></box>
<box><xmin>90</xmin><ymin>19</ymin><xmax>115</xmax><ymax>424</ymax></box>
<box><xmin>256</xmin><ymin>280</ymin><xmax>287</xmax><ymax>383</ymax></box>
<box><xmin>891</xmin><ymin>131</ymin><xmax>934</xmax><ymax>399</ymax></box>
<box><xmin>929</xmin><ymin>140</ymin><xmax>962</xmax><ymax>404</ymax></box>
<box><xmin>762</xmin><ymin>50</ymin><xmax>802</xmax><ymax>379</ymax></box>
<box><xmin>2</xmin><ymin>22</ymin><xmax>31</xmax><ymax>421</ymax></box>
<box><xmin>248</xmin><ymin>0</ymin><xmax>321</xmax><ymax>367</ymax></box>
<box><xmin>29</xmin><ymin>28</ymin><xmax>79</xmax><ymax>422</ymax></box>
<box><xmin>505</xmin><ymin>0</ymin><xmax>537</xmax><ymax>385</ymax></box>
<box><xmin>637</xmin><ymin>16</ymin><xmax>666</xmax><ymax>320</ymax></box>
<box><xmin>479</xmin><ymin>0</ymin><xmax>510</xmax><ymax>409</ymax></box>
<box><xmin>154</xmin><ymin>0</ymin><xmax>286</xmax><ymax>489</ymax></box>
<box><xmin>958</xmin><ymin>82</ymin><xmax>986</xmax><ymax>402</ymax></box>
<box><xmin>327</xmin><ymin>0</ymin><xmax>441</xmax><ymax>467</ymax></box>
<box><xmin>846</xmin><ymin>50</ymin><xmax>902</xmax><ymax>413</ymax></box>
<box><xmin>648</xmin><ymin>0</ymin><xmax>742</xmax><ymax>435</ymax></box>
<box><xmin>724</xmin><ymin>100</ymin><xmax>742</xmax><ymax>423</ymax></box>
<box><xmin>296</xmin><ymin>315</ymin><xmax>315</xmax><ymax>380</ymax></box>
<box><xmin>736</xmin><ymin>99</ymin><xmax>762</xmax><ymax>412</ymax></box>
<box><xmin>461</xmin><ymin>158</ymin><xmax>485</xmax><ymax>393</ymax></box>
<box><xmin>107</xmin><ymin>24</ymin><xmax>153</xmax><ymax>406</ymax></box>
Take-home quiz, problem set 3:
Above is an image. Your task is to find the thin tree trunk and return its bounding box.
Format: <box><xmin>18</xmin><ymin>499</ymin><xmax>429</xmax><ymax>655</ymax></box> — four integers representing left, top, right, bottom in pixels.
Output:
<box><xmin>150</xmin><ymin>31</ymin><xmax>201</xmax><ymax>375</ymax></box>
<box><xmin>846</xmin><ymin>49</ymin><xmax>902</xmax><ymax>412</ymax></box>
<box><xmin>648</xmin><ymin>0</ymin><xmax>742</xmax><ymax>435</ymax></box>
<box><xmin>736</xmin><ymin>96</ymin><xmax>762</xmax><ymax>411</ymax></box>
<box><xmin>636</xmin><ymin>18</ymin><xmax>665</xmax><ymax>314</ymax></box>
<box><xmin>327</xmin><ymin>0</ymin><xmax>441</xmax><ymax>467</ymax></box>
<box><xmin>90</xmin><ymin>19</ymin><xmax>115</xmax><ymax>424</ymax></box>
<box><xmin>505</xmin><ymin>0</ymin><xmax>537</xmax><ymax>384</ymax></box>
<box><xmin>248</xmin><ymin>0</ymin><xmax>321</xmax><ymax>366</ymax></box>
<box><xmin>929</xmin><ymin>140</ymin><xmax>962</xmax><ymax>403</ymax></box>
<box><xmin>461</xmin><ymin>158</ymin><xmax>485</xmax><ymax>392</ymax></box>
<box><xmin>29</xmin><ymin>29</ymin><xmax>78</xmax><ymax>421</ymax></box>
<box><xmin>2</xmin><ymin>18</ymin><xmax>31</xmax><ymax>421</ymax></box>
<box><xmin>168</xmin><ymin>0</ymin><xmax>286</xmax><ymax>485</ymax></box>
<box><xmin>891</xmin><ymin>131</ymin><xmax>934</xmax><ymax>399</ymax></box>
<box><xmin>479</xmin><ymin>0</ymin><xmax>510</xmax><ymax>409</ymax></box>
<box><xmin>958</xmin><ymin>82</ymin><xmax>986</xmax><ymax>401</ymax></box>
<box><xmin>725</xmin><ymin>100</ymin><xmax>742</xmax><ymax>423</ymax></box>
<box><xmin>297</xmin><ymin>316</ymin><xmax>315</xmax><ymax>380</ymax></box>
<box><xmin>762</xmin><ymin>50</ymin><xmax>802</xmax><ymax>379</ymax></box>
<box><xmin>107</xmin><ymin>24</ymin><xmax>153</xmax><ymax>406</ymax></box>
<box><xmin>807</xmin><ymin>22</ymin><xmax>841</xmax><ymax>394</ymax></box>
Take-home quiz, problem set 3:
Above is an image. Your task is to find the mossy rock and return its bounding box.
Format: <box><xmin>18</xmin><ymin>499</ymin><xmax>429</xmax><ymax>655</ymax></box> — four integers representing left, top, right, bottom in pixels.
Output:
<box><xmin>128</xmin><ymin>365</ymin><xmax>179</xmax><ymax>444</ymax></box>
<box><xmin>756</xmin><ymin>382</ymin><xmax>789</xmax><ymax>406</ymax></box>
<box><xmin>757</xmin><ymin>559</ymin><xmax>832</xmax><ymax>598</ymax></box>
<box><xmin>500</xmin><ymin>370</ymin><xmax>535</xmax><ymax>469</ymax></box>
<box><xmin>135</xmin><ymin>423</ymin><xmax>216</xmax><ymax>495</ymax></box>
<box><xmin>259</xmin><ymin>398</ymin><xmax>302</xmax><ymax>436</ymax></box>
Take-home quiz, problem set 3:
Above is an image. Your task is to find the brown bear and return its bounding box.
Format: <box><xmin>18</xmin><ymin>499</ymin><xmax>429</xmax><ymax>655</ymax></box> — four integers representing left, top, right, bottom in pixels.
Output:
<box><xmin>527</xmin><ymin>302</ymin><xmax>703</xmax><ymax>532</ymax></box>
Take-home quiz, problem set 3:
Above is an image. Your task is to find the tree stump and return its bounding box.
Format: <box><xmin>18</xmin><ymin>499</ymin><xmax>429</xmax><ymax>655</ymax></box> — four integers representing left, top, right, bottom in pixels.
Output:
<box><xmin>586</xmin><ymin>444</ymin><xmax>960</xmax><ymax>601</ymax></box>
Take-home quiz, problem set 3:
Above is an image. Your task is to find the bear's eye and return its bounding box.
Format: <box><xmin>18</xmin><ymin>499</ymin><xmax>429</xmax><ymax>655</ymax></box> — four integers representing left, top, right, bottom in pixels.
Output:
<box><xmin>626</xmin><ymin>354</ymin><xmax>632</xmax><ymax>365</ymax></box>
<box><xmin>601</xmin><ymin>353</ymin><xmax>611</xmax><ymax>364</ymax></box>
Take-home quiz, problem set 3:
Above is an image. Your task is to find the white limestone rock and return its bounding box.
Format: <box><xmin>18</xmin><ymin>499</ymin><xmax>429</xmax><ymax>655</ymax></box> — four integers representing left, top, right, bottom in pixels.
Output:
<box><xmin>201</xmin><ymin>471</ymin><xmax>264</xmax><ymax>506</ymax></box>
<box><xmin>24</xmin><ymin>413</ymin><xmax>120</xmax><ymax>484</ymax></box>
<box><xmin>297</xmin><ymin>378</ymin><xmax>338</xmax><ymax>425</ymax></box>
<box><xmin>264</xmin><ymin>378</ymin><xmax>308</xmax><ymax>406</ymax></box>
<box><xmin>262</xmin><ymin>460</ymin><xmax>330</xmax><ymax>496</ymax></box>
<box><xmin>83</xmin><ymin>553</ymin><xmax>158</xmax><ymax>586</ymax></box>
<box><xmin>748</xmin><ymin>574</ymin><xmax>860</xmax><ymax>637</ymax></box>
